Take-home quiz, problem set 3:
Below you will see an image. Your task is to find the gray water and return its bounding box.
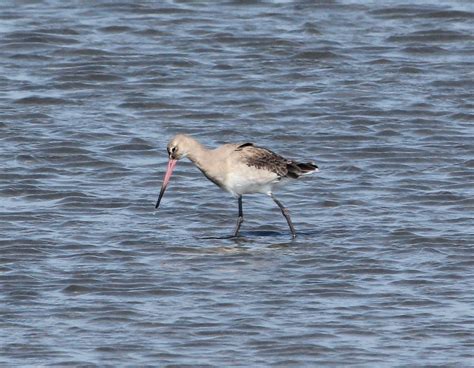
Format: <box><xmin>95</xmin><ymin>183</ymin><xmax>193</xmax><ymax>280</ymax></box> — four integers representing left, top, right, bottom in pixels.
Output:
<box><xmin>1</xmin><ymin>0</ymin><xmax>474</xmax><ymax>366</ymax></box>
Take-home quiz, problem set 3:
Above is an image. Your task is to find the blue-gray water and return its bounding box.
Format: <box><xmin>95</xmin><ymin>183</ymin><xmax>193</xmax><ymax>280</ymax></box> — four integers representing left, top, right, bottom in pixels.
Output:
<box><xmin>1</xmin><ymin>1</ymin><xmax>473</xmax><ymax>366</ymax></box>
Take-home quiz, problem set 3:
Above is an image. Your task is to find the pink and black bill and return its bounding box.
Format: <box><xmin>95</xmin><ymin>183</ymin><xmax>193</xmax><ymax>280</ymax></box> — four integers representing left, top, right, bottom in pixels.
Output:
<box><xmin>155</xmin><ymin>159</ymin><xmax>177</xmax><ymax>208</ymax></box>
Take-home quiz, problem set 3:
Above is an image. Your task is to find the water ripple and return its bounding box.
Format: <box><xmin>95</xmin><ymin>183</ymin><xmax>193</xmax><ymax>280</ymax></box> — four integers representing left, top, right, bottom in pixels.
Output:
<box><xmin>1</xmin><ymin>1</ymin><xmax>473</xmax><ymax>366</ymax></box>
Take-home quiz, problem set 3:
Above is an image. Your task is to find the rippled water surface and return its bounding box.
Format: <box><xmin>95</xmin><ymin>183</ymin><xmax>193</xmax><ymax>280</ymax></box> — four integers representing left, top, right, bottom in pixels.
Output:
<box><xmin>1</xmin><ymin>0</ymin><xmax>474</xmax><ymax>366</ymax></box>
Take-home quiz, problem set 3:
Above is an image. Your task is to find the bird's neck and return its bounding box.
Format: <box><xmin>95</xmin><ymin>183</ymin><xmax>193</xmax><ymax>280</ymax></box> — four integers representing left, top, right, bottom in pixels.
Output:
<box><xmin>185</xmin><ymin>137</ymin><xmax>213</xmax><ymax>169</ymax></box>
<box><xmin>184</xmin><ymin>137</ymin><xmax>226</xmax><ymax>188</ymax></box>
<box><xmin>184</xmin><ymin>139</ymin><xmax>225</xmax><ymax>187</ymax></box>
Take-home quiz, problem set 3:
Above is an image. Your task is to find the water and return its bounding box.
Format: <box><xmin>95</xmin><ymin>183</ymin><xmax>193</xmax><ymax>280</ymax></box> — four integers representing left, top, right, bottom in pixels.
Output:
<box><xmin>1</xmin><ymin>0</ymin><xmax>473</xmax><ymax>366</ymax></box>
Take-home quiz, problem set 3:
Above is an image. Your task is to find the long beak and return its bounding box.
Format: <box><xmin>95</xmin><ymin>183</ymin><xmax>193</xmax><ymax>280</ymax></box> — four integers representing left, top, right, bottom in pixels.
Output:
<box><xmin>155</xmin><ymin>159</ymin><xmax>177</xmax><ymax>209</ymax></box>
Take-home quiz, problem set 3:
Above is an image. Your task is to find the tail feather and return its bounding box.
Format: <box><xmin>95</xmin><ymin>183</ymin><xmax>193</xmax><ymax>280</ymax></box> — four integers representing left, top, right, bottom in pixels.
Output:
<box><xmin>286</xmin><ymin>162</ymin><xmax>319</xmax><ymax>179</ymax></box>
<box><xmin>297</xmin><ymin>162</ymin><xmax>318</xmax><ymax>173</ymax></box>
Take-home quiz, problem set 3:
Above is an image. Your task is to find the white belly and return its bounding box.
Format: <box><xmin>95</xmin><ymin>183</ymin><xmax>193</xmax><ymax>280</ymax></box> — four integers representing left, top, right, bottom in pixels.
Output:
<box><xmin>224</xmin><ymin>169</ymin><xmax>280</xmax><ymax>196</ymax></box>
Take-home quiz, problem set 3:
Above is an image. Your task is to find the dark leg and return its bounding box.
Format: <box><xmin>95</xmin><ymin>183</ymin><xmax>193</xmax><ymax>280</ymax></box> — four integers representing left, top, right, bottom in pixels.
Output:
<box><xmin>269</xmin><ymin>193</ymin><xmax>296</xmax><ymax>238</ymax></box>
<box><xmin>233</xmin><ymin>195</ymin><xmax>244</xmax><ymax>237</ymax></box>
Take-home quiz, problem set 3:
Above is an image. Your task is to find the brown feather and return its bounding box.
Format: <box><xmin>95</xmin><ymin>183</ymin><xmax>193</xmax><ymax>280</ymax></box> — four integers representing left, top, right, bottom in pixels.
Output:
<box><xmin>236</xmin><ymin>144</ymin><xmax>317</xmax><ymax>179</ymax></box>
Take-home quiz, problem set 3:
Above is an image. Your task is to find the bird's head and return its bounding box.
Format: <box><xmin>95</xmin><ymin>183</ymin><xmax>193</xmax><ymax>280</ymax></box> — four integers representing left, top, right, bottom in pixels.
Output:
<box><xmin>166</xmin><ymin>134</ymin><xmax>190</xmax><ymax>160</ymax></box>
<box><xmin>155</xmin><ymin>134</ymin><xmax>192</xmax><ymax>209</ymax></box>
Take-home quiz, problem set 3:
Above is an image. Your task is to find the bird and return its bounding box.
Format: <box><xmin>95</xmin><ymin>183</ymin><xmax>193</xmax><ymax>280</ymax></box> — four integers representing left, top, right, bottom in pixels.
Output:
<box><xmin>155</xmin><ymin>134</ymin><xmax>319</xmax><ymax>238</ymax></box>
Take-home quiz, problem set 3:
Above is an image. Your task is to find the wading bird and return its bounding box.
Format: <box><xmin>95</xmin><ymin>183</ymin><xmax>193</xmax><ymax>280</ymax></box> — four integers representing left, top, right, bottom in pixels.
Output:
<box><xmin>155</xmin><ymin>134</ymin><xmax>318</xmax><ymax>238</ymax></box>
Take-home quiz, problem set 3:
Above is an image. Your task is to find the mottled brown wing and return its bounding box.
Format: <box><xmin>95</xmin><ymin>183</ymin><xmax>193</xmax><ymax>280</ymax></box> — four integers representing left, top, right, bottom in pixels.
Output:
<box><xmin>236</xmin><ymin>143</ymin><xmax>289</xmax><ymax>178</ymax></box>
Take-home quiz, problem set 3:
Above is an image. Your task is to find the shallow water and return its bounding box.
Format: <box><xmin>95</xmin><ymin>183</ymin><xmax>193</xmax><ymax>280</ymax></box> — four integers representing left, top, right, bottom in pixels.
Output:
<box><xmin>1</xmin><ymin>0</ymin><xmax>473</xmax><ymax>366</ymax></box>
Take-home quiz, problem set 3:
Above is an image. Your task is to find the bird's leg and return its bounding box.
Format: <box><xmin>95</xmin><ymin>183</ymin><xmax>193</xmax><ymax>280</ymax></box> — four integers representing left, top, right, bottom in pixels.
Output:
<box><xmin>233</xmin><ymin>195</ymin><xmax>244</xmax><ymax>237</ymax></box>
<box><xmin>269</xmin><ymin>193</ymin><xmax>296</xmax><ymax>238</ymax></box>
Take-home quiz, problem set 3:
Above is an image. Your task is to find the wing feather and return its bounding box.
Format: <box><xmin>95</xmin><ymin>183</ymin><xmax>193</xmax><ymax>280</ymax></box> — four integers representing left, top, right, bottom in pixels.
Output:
<box><xmin>236</xmin><ymin>143</ymin><xmax>289</xmax><ymax>178</ymax></box>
